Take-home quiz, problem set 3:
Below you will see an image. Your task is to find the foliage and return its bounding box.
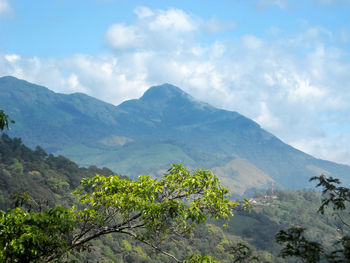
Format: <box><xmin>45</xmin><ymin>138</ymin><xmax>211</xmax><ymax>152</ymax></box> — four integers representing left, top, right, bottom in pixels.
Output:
<box><xmin>0</xmin><ymin>109</ymin><xmax>14</xmax><ymax>131</ymax></box>
<box><xmin>72</xmin><ymin>164</ymin><xmax>237</xmax><ymax>262</ymax></box>
<box><xmin>0</xmin><ymin>206</ymin><xmax>75</xmax><ymax>262</ymax></box>
<box><xmin>0</xmin><ymin>163</ymin><xmax>238</xmax><ymax>262</ymax></box>
<box><xmin>0</xmin><ymin>137</ymin><xmax>341</xmax><ymax>263</ymax></box>
<box><xmin>311</xmin><ymin>175</ymin><xmax>350</xmax><ymax>215</ymax></box>
<box><xmin>0</xmin><ymin>134</ymin><xmax>115</xmax><ymax>210</ymax></box>
<box><xmin>275</xmin><ymin>227</ymin><xmax>323</xmax><ymax>263</ymax></box>
<box><xmin>275</xmin><ymin>175</ymin><xmax>350</xmax><ymax>263</ymax></box>
<box><xmin>183</xmin><ymin>253</ymin><xmax>219</xmax><ymax>263</ymax></box>
<box><xmin>3</xmin><ymin>131</ymin><xmax>350</xmax><ymax>262</ymax></box>
<box><xmin>227</xmin><ymin>242</ymin><xmax>264</xmax><ymax>263</ymax></box>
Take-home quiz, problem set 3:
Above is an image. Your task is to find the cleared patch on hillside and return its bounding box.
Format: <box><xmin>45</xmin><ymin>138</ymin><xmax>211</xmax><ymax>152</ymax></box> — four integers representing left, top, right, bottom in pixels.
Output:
<box><xmin>213</xmin><ymin>158</ymin><xmax>274</xmax><ymax>195</ymax></box>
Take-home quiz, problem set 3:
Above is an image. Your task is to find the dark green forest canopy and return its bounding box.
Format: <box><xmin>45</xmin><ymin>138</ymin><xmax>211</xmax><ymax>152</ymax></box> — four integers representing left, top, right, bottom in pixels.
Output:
<box><xmin>0</xmin><ymin>133</ymin><xmax>116</xmax><ymax>209</ymax></box>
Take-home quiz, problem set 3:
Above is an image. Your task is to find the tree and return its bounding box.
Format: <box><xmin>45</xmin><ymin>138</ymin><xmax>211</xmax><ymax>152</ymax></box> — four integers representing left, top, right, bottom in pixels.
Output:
<box><xmin>0</xmin><ymin>164</ymin><xmax>241</xmax><ymax>262</ymax></box>
<box><xmin>0</xmin><ymin>206</ymin><xmax>76</xmax><ymax>262</ymax></box>
<box><xmin>0</xmin><ymin>110</ymin><xmax>14</xmax><ymax>131</ymax></box>
<box><xmin>275</xmin><ymin>175</ymin><xmax>350</xmax><ymax>263</ymax></box>
<box><xmin>275</xmin><ymin>227</ymin><xmax>324</xmax><ymax>263</ymax></box>
<box><xmin>227</xmin><ymin>242</ymin><xmax>264</xmax><ymax>263</ymax></box>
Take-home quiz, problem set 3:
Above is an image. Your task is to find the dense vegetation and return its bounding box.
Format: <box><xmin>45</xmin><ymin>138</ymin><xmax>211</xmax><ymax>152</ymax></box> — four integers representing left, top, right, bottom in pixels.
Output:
<box><xmin>0</xmin><ymin>133</ymin><xmax>116</xmax><ymax>210</ymax></box>
<box><xmin>1</xmin><ymin>132</ymin><xmax>350</xmax><ymax>262</ymax></box>
<box><xmin>0</xmin><ymin>134</ymin><xmax>240</xmax><ymax>262</ymax></box>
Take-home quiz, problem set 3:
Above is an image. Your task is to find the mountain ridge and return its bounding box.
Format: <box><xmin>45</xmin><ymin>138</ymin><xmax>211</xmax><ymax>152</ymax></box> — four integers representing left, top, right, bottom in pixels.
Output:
<box><xmin>1</xmin><ymin>76</ymin><xmax>349</xmax><ymax>194</ymax></box>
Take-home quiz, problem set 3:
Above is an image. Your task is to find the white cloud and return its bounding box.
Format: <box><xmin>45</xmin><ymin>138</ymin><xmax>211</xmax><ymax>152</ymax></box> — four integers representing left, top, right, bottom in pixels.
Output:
<box><xmin>266</xmin><ymin>72</ymin><xmax>326</xmax><ymax>103</ymax></box>
<box><xmin>67</xmin><ymin>73</ymin><xmax>87</xmax><ymax>93</ymax></box>
<box><xmin>104</xmin><ymin>7</ymin><xmax>231</xmax><ymax>53</ymax></box>
<box><xmin>0</xmin><ymin>0</ymin><xmax>11</xmax><ymax>16</ymax></box>
<box><xmin>242</xmin><ymin>35</ymin><xmax>264</xmax><ymax>49</ymax></box>
<box><xmin>0</xmin><ymin>53</ymin><xmax>149</xmax><ymax>104</ymax></box>
<box><xmin>254</xmin><ymin>102</ymin><xmax>282</xmax><ymax>130</ymax></box>
<box><xmin>289</xmin><ymin>77</ymin><xmax>325</xmax><ymax>101</ymax></box>
<box><xmin>148</xmin><ymin>8</ymin><xmax>197</xmax><ymax>32</ymax></box>
<box><xmin>5</xmin><ymin>54</ymin><xmax>20</xmax><ymax>63</ymax></box>
<box><xmin>211</xmin><ymin>41</ymin><xmax>226</xmax><ymax>58</ymax></box>
<box><xmin>105</xmin><ymin>24</ymin><xmax>140</xmax><ymax>50</ymax></box>
<box><xmin>291</xmin><ymin>132</ymin><xmax>350</xmax><ymax>165</ymax></box>
<box><xmin>134</xmin><ymin>6</ymin><xmax>153</xmax><ymax>19</ymax></box>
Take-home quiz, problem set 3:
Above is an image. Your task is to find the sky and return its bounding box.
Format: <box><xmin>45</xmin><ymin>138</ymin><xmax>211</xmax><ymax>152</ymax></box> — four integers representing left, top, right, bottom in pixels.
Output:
<box><xmin>1</xmin><ymin>0</ymin><xmax>350</xmax><ymax>165</ymax></box>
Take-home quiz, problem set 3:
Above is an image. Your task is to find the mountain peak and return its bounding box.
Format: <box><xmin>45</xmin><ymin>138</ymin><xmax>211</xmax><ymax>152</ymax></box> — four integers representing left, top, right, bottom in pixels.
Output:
<box><xmin>140</xmin><ymin>83</ymin><xmax>193</xmax><ymax>102</ymax></box>
<box><xmin>0</xmin><ymin>75</ymin><xmax>18</xmax><ymax>81</ymax></box>
<box><xmin>0</xmin><ymin>76</ymin><xmax>24</xmax><ymax>85</ymax></box>
<box><xmin>0</xmin><ymin>75</ymin><xmax>54</xmax><ymax>96</ymax></box>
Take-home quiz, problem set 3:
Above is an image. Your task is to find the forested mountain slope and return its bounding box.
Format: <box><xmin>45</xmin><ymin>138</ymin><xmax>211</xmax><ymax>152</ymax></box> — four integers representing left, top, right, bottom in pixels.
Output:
<box><xmin>0</xmin><ymin>134</ymin><xmax>115</xmax><ymax>210</ymax></box>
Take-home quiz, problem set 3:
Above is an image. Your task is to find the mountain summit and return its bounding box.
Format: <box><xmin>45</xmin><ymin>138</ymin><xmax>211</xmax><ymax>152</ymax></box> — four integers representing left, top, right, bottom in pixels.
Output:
<box><xmin>140</xmin><ymin>83</ymin><xmax>193</xmax><ymax>102</ymax></box>
<box><xmin>1</xmin><ymin>76</ymin><xmax>350</xmax><ymax>195</ymax></box>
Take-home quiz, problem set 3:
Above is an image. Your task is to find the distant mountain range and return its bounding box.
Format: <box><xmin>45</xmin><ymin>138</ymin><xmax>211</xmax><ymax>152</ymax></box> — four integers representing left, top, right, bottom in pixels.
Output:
<box><xmin>1</xmin><ymin>76</ymin><xmax>350</xmax><ymax>195</ymax></box>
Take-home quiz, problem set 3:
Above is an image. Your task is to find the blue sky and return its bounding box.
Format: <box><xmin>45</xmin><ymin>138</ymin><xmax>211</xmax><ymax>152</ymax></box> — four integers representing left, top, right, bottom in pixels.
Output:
<box><xmin>1</xmin><ymin>0</ymin><xmax>349</xmax><ymax>56</ymax></box>
<box><xmin>1</xmin><ymin>0</ymin><xmax>350</xmax><ymax>165</ymax></box>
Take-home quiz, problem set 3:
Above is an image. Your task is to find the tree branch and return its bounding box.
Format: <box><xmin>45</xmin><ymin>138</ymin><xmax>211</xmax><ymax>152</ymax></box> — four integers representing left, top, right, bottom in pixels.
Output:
<box><xmin>120</xmin><ymin>230</ymin><xmax>181</xmax><ymax>263</ymax></box>
<box><xmin>70</xmin><ymin>217</ymin><xmax>144</xmax><ymax>250</ymax></box>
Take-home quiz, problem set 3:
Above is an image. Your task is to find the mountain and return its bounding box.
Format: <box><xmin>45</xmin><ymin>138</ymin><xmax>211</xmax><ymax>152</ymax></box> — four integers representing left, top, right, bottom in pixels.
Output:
<box><xmin>1</xmin><ymin>76</ymin><xmax>350</xmax><ymax>194</ymax></box>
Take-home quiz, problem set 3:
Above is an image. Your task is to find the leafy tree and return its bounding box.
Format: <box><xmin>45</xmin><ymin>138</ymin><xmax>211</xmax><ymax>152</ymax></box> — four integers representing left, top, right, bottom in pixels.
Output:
<box><xmin>0</xmin><ymin>110</ymin><xmax>14</xmax><ymax>131</ymax></box>
<box><xmin>0</xmin><ymin>164</ymin><xmax>239</xmax><ymax>262</ymax></box>
<box><xmin>0</xmin><ymin>206</ymin><xmax>76</xmax><ymax>262</ymax></box>
<box><xmin>227</xmin><ymin>242</ymin><xmax>264</xmax><ymax>263</ymax></box>
<box><xmin>275</xmin><ymin>227</ymin><xmax>324</xmax><ymax>263</ymax></box>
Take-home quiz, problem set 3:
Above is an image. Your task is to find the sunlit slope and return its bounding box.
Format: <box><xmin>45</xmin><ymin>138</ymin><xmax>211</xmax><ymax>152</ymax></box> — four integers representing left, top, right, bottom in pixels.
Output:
<box><xmin>1</xmin><ymin>76</ymin><xmax>350</xmax><ymax>193</ymax></box>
